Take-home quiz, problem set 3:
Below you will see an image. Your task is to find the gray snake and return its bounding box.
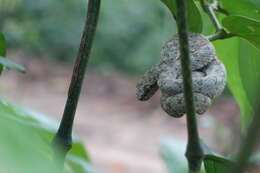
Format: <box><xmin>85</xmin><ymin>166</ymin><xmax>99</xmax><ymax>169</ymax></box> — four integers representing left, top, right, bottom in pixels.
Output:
<box><xmin>136</xmin><ymin>33</ymin><xmax>226</xmax><ymax>117</ymax></box>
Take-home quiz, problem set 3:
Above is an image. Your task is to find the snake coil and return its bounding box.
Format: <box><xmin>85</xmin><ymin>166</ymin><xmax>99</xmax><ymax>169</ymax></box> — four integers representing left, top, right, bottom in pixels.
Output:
<box><xmin>136</xmin><ymin>33</ymin><xmax>226</xmax><ymax>117</ymax></box>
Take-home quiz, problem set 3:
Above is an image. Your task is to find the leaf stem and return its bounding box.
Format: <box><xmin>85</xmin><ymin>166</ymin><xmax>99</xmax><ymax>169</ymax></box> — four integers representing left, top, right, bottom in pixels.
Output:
<box><xmin>52</xmin><ymin>0</ymin><xmax>101</xmax><ymax>165</ymax></box>
<box><xmin>175</xmin><ymin>0</ymin><xmax>203</xmax><ymax>172</ymax></box>
<box><xmin>207</xmin><ymin>31</ymin><xmax>235</xmax><ymax>41</ymax></box>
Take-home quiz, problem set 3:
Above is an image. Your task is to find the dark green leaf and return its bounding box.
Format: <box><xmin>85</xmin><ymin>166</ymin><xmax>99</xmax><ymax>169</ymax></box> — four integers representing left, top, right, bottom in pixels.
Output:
<box><xmin>0</xmin><ymin>56</ymin><xmax>26</xmax><ymax>73</ymax></box>
<box><xmin>222</xmin><ymin>15</ymin><xmax>260</xmax><ymax>49</ymax></box>
<box><xmin>160</xmin><ymin>0</ymin><xmax>203</xmax><ymax>33</ymax></box>
<box><xmin>0</xmin><ymin>33</ymin><xmax>6</xmax><ymax>56</ymax></box>
<box><xmin>0</xmin><ymin>33</ymin><xmax>6</xmax><ymax>73</ymax></box>
<box><xmin>200</xmin><ymin>140</ymin><xmax>235</xmax><ymax>173</ymax></box>
<box><xmin>204</xmin><ymin>155</ymin><xmax>234</xmax><ymax>173</ymax></box>
<box><xmin>220</xmin><ymin>0</ymin><xmax>260</xmax><ymax>20</ymax></box>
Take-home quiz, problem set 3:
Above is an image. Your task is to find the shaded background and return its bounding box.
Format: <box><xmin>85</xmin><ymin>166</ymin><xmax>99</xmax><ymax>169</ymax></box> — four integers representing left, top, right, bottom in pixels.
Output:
<box><xmin>0</xmin><ymin>0</ymin><xmax>256</xmax><ymax>173</ymax></box>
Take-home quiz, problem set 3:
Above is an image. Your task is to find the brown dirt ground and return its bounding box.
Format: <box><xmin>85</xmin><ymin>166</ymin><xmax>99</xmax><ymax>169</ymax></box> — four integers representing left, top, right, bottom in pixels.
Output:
<box><xmin>1</xmin><ymin>55</ymin><xmax>254</xmax><ymax>173</ymax></box>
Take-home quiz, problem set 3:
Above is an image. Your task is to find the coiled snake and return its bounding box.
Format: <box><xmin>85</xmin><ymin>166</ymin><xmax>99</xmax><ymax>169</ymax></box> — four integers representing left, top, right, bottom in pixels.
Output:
<box><xmin>136</xmin><ymin>33</ymin><xmax>226</xmax><ymax>117</ymax></box>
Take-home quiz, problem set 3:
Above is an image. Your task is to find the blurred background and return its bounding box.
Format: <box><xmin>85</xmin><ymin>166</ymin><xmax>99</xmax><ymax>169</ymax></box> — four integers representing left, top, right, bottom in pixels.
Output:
<box><xmin>0</xmin><ymin>0</ymin><xmax>255</xmax><ymax>173</ymax></box>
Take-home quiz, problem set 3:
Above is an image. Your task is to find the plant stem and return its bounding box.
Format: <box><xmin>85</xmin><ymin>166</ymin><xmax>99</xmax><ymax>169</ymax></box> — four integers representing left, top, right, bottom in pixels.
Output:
<box><xmin>52</xmin><ymin>0</ymin><xmax>101</xmax><ymax>165</ymax></box>
<box><xmin>207</xmin><ymin>31</ymin><xmax>235</xmax><ymax>41</ymax></box>
<box><xmin>200</xmin><ymin>0</ymin><xmax>221</xmax><ymax>31</ymax></box>
<box><xmin>200</xmin><ymin>0</ymin><xmax>234</xmax><ymax>41</ymax></box>
<box><xmin>232</xmin><ymin>107</ymin><xmax>260</xmax><ymax>173</ymax></box>
<box><xmin>175</xmin><ymin>0</ymin><xmax>203</xmax><ymax>172</ymax></box>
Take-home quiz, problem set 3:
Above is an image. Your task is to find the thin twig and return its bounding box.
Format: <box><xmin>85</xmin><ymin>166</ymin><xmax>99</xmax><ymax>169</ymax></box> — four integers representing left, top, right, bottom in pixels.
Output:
<box><xmin>207</xmin><ymin>30</ymin><xmax>235</xmax><ymax>41</ymax></box>
<box><xmin>200</xmin><ymin>0</ymin><xmax>222</xmax><ymax>31</ymax></box>
<box><xmin>175</xmin><ymin>0</ymin><xmax>203</xmax><ymax>172</ymax></box>
<box><xmin>200</xmin><ymin>0</ymin><xmax>234</xmax><ymax>41</ymax></box>
<box><xmin>52</xmin><ymin>0</ymin><xmax>101</xmax><ymax>166</ymax></box>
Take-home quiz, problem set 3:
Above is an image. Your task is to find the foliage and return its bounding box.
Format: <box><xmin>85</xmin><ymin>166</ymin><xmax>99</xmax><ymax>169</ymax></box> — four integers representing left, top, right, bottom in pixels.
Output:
<box><xmin>0</xmin><ymin>98</ymin><xmax>99</xmax><ymax>173</ymax></box>
<box><xmin>0</xmin><ymin>32</ymin><xmax>6</xmax><ymax>73</ymax></box>
<box><xmin>222</xmin><ymin>15</ymin><xmax>260</xmax><ymax>48</ymax></box>
<box><xmin>0</xmin><ymin>19</ymin><xmax>98</xmax><ymax>172</ymax></box>
<box><xmin>159</xmin><ymin>138</ymin><xmax>237</xmax><ymax>173</ymax></box>
<box><xmin>160</xmin><ymin>0</ymin><xmax>202</xmax><ymax>32</ymax></box>
<box><xmin>0</xmin><ymin>56</ymin><xmax>26</xmax><ymax>72</ymax></box>
<box><xmin>214</xmin><ymin>38</ymin><xmax>260</xmax><ymax>130</ymax></box>
<box><xmin>219</xmin><ymin>0</ymin><xmax>260</xmax><ymax>20</ymax></box>
<box><xmin>0</xmin><ymin>33</ymin><xmax>26</xmax><ymax>73</ymax></box>
<box><xmin>1</xmin><ymin>0</ymin><xmax>260</xmax><ymax>173</ymax></box>
<box><xmin>2</xmin><ymin>0</ymin><xmax>258</xmax><ymax>128</ymax></box>
<box><xmin>159</xmin><ymin>0</ymin><xmax>260</xmax><ymax>172</ymax></box>
<box><xmin>0</xmin><ymin>0</ymin><xmax>175</xmax><ymax>74</ymax></box>
<box><xmin>219</xmin><ymin>0</ymin><xmax>260</xmax><ymax>117</ymax></box>
<box><xmin>204</xmin><ymin>155</ymin><xmax>234</xmax><ymax>173</ymax></box>
<box><xmin>218</xmin><ymin>0</ymin><xmax>260</xmax><ymax>129</ymax></box>
<box><xmin>163</xmin><ymin>0</ymin><xmax>260</xmax><ymax>131</ymax></box>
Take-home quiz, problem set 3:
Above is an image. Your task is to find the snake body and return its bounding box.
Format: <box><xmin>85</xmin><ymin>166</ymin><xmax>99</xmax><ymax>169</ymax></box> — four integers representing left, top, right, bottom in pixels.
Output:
<box><xmin>136</xmin><ymin>33</ymin><xmax>226</xmax><ymax>117</ymax></box>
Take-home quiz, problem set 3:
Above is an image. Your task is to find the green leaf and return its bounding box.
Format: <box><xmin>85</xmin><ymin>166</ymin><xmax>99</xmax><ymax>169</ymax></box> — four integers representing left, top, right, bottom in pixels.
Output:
<box><xmin>222</xmin><ymin>15</ymin><xmax>260</xmax><ymax>49</ymax></box>
<box><xmin>220</xmin><ymin>0</ymin><xmax>260</xmax><ymax>20</ymax></box>
<box><xmin>214</xmin><ymin>37</ymin><xmax>260</xmax><ymax>130</ymax></box>
<box><xmin>237</xmin><ymin>39</ymin><xmax>260</xmax><ymax>109</ymax></box>
<box><xmin>0</xmin><ymin>33</ymin><xmax>6</xmax><ymax>73</ymax></box>
<box><xmin>0</xmin><ymin>33</ymin><xmax>6</xmax><ymax>56</ymax></box>
<box><xmin>160</xmin><ymin>0</ymin><xmax>203</xmax><ymax>33</ymax></box>
<box><xmin>213</xmin><ymin>38</ymin><xmax>252</xmax><ymax>130</ymax></box>
<box><xmin>0</xmin><ymin>56</ymin><xmax>26</xmax><ymax>73</ymax></box>
<box><xmin>200</xmin><ymin>140</ymin><xmax>235</xmax><ymax>173</ymax></box>
<box><xmin>0</xmin><ymin>98</ymin><xmax>93</xmax><ymax>173</ymax></box>
<box><xmin>204</xmin><ymin>155</ymin><xmax>234</xmax><ymax>173</ymax></box>
<box><xmin>0</xmin><ymin>109</ymin><xmax>58</xmax><ymax>173</ymax></box>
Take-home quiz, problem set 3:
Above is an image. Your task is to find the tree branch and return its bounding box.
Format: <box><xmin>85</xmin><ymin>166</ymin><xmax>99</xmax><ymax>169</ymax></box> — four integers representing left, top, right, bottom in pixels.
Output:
<box><xmin>52</xmin><ymin>0</ymin><xmax>101</xmax><ymax>166</ymax></box>
<box><xmin>175</xmin><ymin>0</ymin><xmax>203</xmax><ymax>172</ymax></box>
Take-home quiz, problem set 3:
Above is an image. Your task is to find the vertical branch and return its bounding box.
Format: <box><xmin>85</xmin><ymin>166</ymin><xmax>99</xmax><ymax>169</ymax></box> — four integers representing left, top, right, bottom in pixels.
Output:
<box><xmin>175</xmin><ymin>0</ymin><xmax>203</xmax><ymax>172</ymax></box>
<box><xmin>232</xmin><ymin>107</ymin><xmax>260</xmax><ymax>173</ymax></box>
<box><xmin>52</xmin><ymin>0</ymin><xmax>101</xmax><ymax>164</ymax></box>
